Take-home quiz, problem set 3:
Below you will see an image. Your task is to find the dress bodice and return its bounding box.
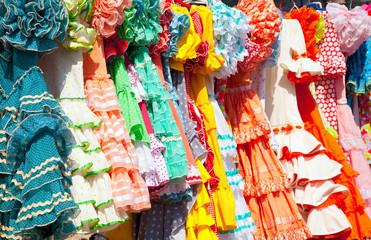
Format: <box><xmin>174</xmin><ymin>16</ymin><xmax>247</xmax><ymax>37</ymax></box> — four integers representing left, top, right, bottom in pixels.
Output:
<box><xmin>265</xmin><ymin>20</ymin><xmax>306</xmax><ymax>127</ymax></box>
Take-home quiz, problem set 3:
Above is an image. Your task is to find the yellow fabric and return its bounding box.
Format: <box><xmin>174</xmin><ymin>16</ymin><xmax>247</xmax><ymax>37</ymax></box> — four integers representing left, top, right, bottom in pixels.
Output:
<box><xmin>188</xmin><ymin>6</ymin><xmax>235</xmax><ymax>231</ymax></box>
<box><xmin>189</xmin><ymin>6</ymin><xmax>225</xmax><ymax>75</ymax></box>
<box><xmin>104</xmin><ymin>213</ymin><xmax>133</xmax><ymax>240</ymax></box>
<box><xmin>186</xmin><ymin>161</ymin><xmax>218</xmax><ymax>240</ymax></box>
<box><xmin>169</xmin><ymin>5</ymin><xmax>201</xmax><ymax>71</ymax></box>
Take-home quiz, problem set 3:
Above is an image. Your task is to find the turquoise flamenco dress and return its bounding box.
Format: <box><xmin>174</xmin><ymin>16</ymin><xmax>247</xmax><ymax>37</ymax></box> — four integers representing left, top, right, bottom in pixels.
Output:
<box><xmin>0</xmin><ymin>0</ymin><xmax>79</xmax><ymax>239</ymax></box>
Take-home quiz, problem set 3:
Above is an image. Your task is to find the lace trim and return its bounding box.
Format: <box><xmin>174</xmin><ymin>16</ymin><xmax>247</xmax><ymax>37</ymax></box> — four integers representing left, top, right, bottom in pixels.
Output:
<box><xmin>243</xmin><ymin>175</ymin><xmax>289</xmax><ymax>197</ymax></box>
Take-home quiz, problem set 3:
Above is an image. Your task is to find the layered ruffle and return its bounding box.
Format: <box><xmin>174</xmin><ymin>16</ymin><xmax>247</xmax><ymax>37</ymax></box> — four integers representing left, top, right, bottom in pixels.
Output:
<box><xmin>280</xmin><ymin>56</ymin><xmax>324</xmax><ymax>80</ymax></box>
<box><xmin>127</xmin><ymin>0</ymin><xmax>162</xmax><ymax>46</ymax></box>
<box><xmin>104</xmin><ymin>33</ymin><xmax>130</xmax><ymax>62</ymax></box>
<box><xmin>129</xmin><ymin>47</ymin><xmax>188</xmax><ymax>181</ymax></box>
<box><xmin>90</xmin><ymin>0</ymin><xmax>128</xmax><ymax>38</ymax></box>
<box><xmin>148</xmin><ymin>1</ymin><xmax>173</xmax><ymax>55</ymax></box>
<box><xmin>210</xmin><ymin>1</ymin><xmax>252</xmax><ymax>79</ymax></box>
<box><xmin>326</xmin><ymin>3</ymin><xmax>371</xmax><ymax>57</ymax></box>
<box><xmin>316</xmin><ymin>12</ymin><xmax>346</xmax><ymax>77</ymax></box>
<box><xmin>2</xmin><ymin>113</ymin><xmax>78</xmax><ymax>239</ymax></box>
<box><xmin>0</xmin><ymin>0</ymin><xmax>68</xmax><ymax>53</ymax></box>
<box><xmin>84</xmin><ymin>74</ymin><xmax>150</xmax><ymax>213</ymax></box>
<box><xmin>225</xmin><ymin>86</ymin><xmax>271</xmax><ymax>145</ymax></box>
<box><xmin>236</xmin><ymin>0</ymin><xmax>281</xmax><ymax>71</ymax></box>
<box><xmin>145</xmin><ymin>133</ymin><xmax>170</xmax><ymax>188</ymax></box>
<box><xmin>164</xmin><ymin>11</ymin><xmax>190</xmax><ymax>58</ymax></box>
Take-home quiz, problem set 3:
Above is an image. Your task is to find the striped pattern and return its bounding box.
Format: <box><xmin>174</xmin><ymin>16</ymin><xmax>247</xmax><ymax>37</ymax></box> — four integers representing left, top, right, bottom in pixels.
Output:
<box><xmin>85</xmin><ymin>75</ymin><xmax>150</xmax><ymax>212</ymax></box>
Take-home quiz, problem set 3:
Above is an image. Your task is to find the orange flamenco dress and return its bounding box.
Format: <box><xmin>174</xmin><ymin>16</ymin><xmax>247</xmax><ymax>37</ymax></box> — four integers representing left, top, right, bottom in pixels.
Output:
<box><xmin>188</xmin><ymin>5</ymin><xmax>238</xmax><ymax>232</ymax></box>
<box><xmin>295</xmin><ymin>83</ymin><xmax>371</xmax><ymax>239</ymax></box>
<box><xmin>224</xmin><ymin>70</ymin><xmax>311</xmax><ymax>240</ymax></box>
<box><xmin>285</xmin><ymin>8</ymin><xmax>371</xmax><ymax>239</ymax></box>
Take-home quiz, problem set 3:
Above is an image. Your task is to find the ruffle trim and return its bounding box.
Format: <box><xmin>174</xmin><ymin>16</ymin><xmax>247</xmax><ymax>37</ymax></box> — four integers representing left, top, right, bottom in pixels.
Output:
<box><xmin>340</xmin><ymin>137</ymin><xmax>367</xmax><ymax>152</ymax></box>
<box><xmin>233</xmin><ymin>120</ymin><xmax>271</xmax><ymax>145</ymax></box>
<box><xmin>59</xmin><ymin>99</ymin><xmax>102</xmax><ymax>128</ymax></box>
<box><xmin>84</xmin><ymin>75</ymin><xmax>122</xmax><ymax>112</ymax></box>
<box><xmin>90</xmin><ymin>0</ymin><xmax>128</xmax><ymax>38</ymax></box>
<box><xmin>243</xmin><ymin>175</ymin><xmax>289</xmax><ymax>197</ymax></box>
<box><xmin>253</xmin><ymin>225</ymin><xmax>312</xmax><ymax>240</ymax></box>
<box><xmin>0</xmin><ymin>0</ymin><xmax>68</xmax><ymax>53</ymax></box>
<box><xmin>164</xmin><ymin>11</ymin><xmax>190</xmax><ymax>58</ymax></box>
<box><xmin>210</xmin><ymin>1</ymin><xmax>252</xmax><ymax>79</ymax></box>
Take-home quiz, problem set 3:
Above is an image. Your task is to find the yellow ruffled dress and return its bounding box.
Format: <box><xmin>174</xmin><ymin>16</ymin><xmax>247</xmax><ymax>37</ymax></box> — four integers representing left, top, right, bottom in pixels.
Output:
<box><xmin>186</xmin><ymin>161</ymin><xmax>219</xmax><ymax>240</ymax></box>
<box><xmin>187</xmin><ymin>5</ymin><xmax>237</xmax><ymax>232</ymax></box>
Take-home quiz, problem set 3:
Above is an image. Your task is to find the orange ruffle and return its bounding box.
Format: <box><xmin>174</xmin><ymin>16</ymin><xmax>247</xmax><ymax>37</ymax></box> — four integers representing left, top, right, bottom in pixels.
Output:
<box><xmin>287</xmin><ymin>71</ymin><xmax>320</xmax><ymax>84</ymax></box>
<box><xmin>286</xmin><ymin>6</ymin><xmax>320</xmax><ymax>61</ymax></box>
<box><xmin>236</xmin><ymin>0</ymin><xmax>281</xmax><ymax>71</ymax></box>
<box><xmin>225</xmin><ymin>87</ymin><xmax>271</xmax><ymax>144</ymax></box>
<box><xmin>296</xmin><ymin>83</ymin><xmax>371</xmax><ymax>239</ymax></box>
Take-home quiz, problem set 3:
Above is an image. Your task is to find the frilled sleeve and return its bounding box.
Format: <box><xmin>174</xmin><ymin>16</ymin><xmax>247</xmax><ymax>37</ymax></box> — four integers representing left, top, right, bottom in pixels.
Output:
<box><xmin>236</xmin><ymin>0</ymin><xmax>281</xmax><ymax>71</ymax></box>
<box><xmin>61</xmin><ymin>0</ymin><xmax>97</xmax><ymax>52</ymax></box>
<box><xmin>90</xmin><ymin>0</ymin><xmax>129</xmax><ymax>38</ymax></box>
<box><xmin>327</xmin><ymin>3</ymin><xmax>371</xmax><ymax>57</ymax></box>
<box><xmin>191</xmin><ymin>6</ymin><xmax>225</xmax><ymax>75</ymax></box>
<box><xmin>280</xmin><ymin>20</ymin><xmax>323</xmax><ymax>83</ymax></box>
<box><xmin>0</xmin><ymin>0</ymin><xmax>68</xmax><ymax>53</ymax></box>
<box><xmin>210</xmin><ymin>2</ymin><xmax>252</xmax><ymax>79</ymax></box>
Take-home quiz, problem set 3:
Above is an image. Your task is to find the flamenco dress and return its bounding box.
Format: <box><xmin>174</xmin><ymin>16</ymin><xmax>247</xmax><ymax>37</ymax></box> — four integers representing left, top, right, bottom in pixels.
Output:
<box><xmin>105</xmin><ymin>41</ymin><xmax>158</xmax><ymax>189</ymax></box>
<box><xmin>0</xmin><ymin>0</ymin><xmax>79</xmax><ymax>239</ymax></box>
<box><xmin>39</xmin><ymin>0</ymin><xmax>130</xmax><ymax>232</ymax></box>
<box><xmin>83</xmin><ymin>36</ymin><xmax>150</xmax><ymax>213</ymax></box>
<box><xmin>127</xmin><ymin>0</ymin><xmax>189</xmax><ymax>187</ymax></box>
<box><xmin>265</xmin><ymin>18</ymin><xmax>352</xmax><ymax>237</ymax></box>
<box><xmin>124</xmin><ymin>56</ymin><xmax>171</xmax><ymax>189</ymax></box>
<box><xmin>166</xmin><ymin>6</ymin><xmax>221</xmax><ymax>236</ymax></box>
<box><xmin>205</xmin><ymin>78</ymin><xmax>256</xmax><ymax>240</ymax></box>
<box><xmin>224</xmin><ymin>4</ymin><xmax>312</xmax><ymax>236</ymax></box>
<box><xmin>287</xmin><ymin>6</ymin><xmax>371</xmax><ymax>238</ymax></box>
<box><xmin>185</xmin><ymin>5</ymin><xmax>242</xmax><ymax>233</ymax></box>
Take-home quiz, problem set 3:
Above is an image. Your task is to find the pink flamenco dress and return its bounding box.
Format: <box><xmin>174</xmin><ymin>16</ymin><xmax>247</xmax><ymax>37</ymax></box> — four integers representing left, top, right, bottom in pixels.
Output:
<box><xmin>83</xmin><ymin>0</ymin><xmax>150</xmax><ymax>214</ymax></box>
<box><xmin>38</xmin><ymin>0</ymin><xmax>128</xmax><ymax>232</ymax></box>
<box><xmin>326</xmin><ymin>3</ymin><xmax>371</xmax><ymax>219</ymax></box>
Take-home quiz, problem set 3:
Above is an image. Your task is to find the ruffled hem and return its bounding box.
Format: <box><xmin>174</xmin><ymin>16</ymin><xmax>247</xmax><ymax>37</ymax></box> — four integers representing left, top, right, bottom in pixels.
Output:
<box><xmin>156</xmin><ymin>183</ymin><xmax>193</xmax><ymax>203</ymax></box>
<box><xmin>73</xmin><ymin>202</ymin><xmax>100</xmax><ymax>232</ymax></box>
<box><xmin>253</xmin><ymin>225</ymin><xmax>312</xmax><ymax>240</ymax></box>
<box><xmin>290</xmin><ymin>180</ymin><xmax>349</xmax><ymax>207</ymax></box>
<box><xmin>59</xmin><ymin>99</ymin><xmax>102</xmax><ymax>128</ymax></box>
<box><xmin>243</xmin><ymin>175</ymin><xmax>289</xmax><ymax>197</ymax></box>
<box><xmin>301</xmin><ymin>205</ymin><xmax>351</xmax><ymax>236</ymax></box>
<box><xmin>90</xmin><ymin>202</ymin><xmax>128</xmax><ymax>232</ymax></box>
<box><xmin>110</xmin><ymin>168</ymin><xmax>150</xmax><ymax>213</ymax></box>
<box><xmin>135</xmin><ymin>141</ymin><xmax>156</xmax><ymax>175</ymax></box>
<box><xmin>185</xmin><ymin>164</ymin><xmax>202</xmax><ymax>185</ymax></box>
<box><xmin>340</xmin><ymin>137</ymin><xmax>367</xmax><ymax>152</ymax></box>
<box><xmin>217</xmin><ymin>134</ymin><xmax>238</xmax><ymax>158</ymax></box>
